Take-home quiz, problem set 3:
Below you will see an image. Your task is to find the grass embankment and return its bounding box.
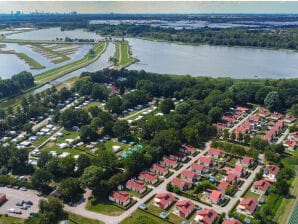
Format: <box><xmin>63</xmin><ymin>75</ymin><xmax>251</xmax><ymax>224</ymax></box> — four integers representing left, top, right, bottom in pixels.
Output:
<box><xmin>34</xmin><ymin>42</ymin><xmax>107</xmax><ymax>85</ymax></box>
<box><xmin>0</xmin><ymin>37</ymin><xmax>92</xmax><ymax>45</ymax></box>
<box><xmin>113</xmin><ymin>41</ymin><xmax>137</xmax><ymax>68</ymax></box>
<box><xmin>86</xmin><ymin>197</ymin><xmax>124</xmax><ymax>216</ymax></box>
<box><xmin>0</xmin><ymin>215</ymin><xmax>24</xmax><ymax>224</ymax></box>
<box><xmin>120</xmin><ymin>209</ymin><xmax>170</xmax><ymax>224</ymax></box>
<box><xmin>67</xmin><ymin>212</ymin><xmax>103</xmax><ymax>224</ymax></box>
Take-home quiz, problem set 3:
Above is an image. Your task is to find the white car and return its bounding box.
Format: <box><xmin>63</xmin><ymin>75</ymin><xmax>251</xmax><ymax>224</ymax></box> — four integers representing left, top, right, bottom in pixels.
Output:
<box><xmin>7</xmin><ymin>208</ymin><xmax>15</xmax><ymax>213</ymax></box>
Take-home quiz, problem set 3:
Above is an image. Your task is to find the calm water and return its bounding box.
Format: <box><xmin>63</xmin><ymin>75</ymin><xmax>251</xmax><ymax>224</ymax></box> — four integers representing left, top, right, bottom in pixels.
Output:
<box><xmin>8</xmin><ymin>27</ymin><xmax>102</xmax><ymax>41</ymax></box>
<box><xmin>127</xmin><ymin>38</ymin><xmax>298</xmax><ymax>78</ymax></box>
<box><xmin>0</xmin><ymin>43</ymin><xmax>92</xmax><ymax>79</ymax></box>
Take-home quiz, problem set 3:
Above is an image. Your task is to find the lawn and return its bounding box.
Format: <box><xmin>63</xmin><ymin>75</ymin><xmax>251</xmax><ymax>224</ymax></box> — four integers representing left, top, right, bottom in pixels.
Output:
<box><xmin>67</xmin><ymin>212</ymin><xmax>103</xmax><ymax>224</ymax></box>
<box><xmin>113</xmin><ymin>41</ymin><xmax>137</xmax><ymax>68</ymax></box>
<box><xmin>120</xmin><ymin>209</ymin><xmax>170</xmax><ymax>224</ymax></box>
<box><xmin>83</xmin><ymin>102</ymin><xmax>103</xmax><ymax>111</ymax></box>
<box><xmin>104</xmin><ymin>140</ymin><xmax>131</xmax><ymax>153</ymax></box>
<box><xmin>86</xmin><ymin>197</ymin><xmax>124</xmax><ymax>216</ymax></box>
<box><xmin>0</xmin><ymin>215</ymin><xmax>24</xmax><ymax>224</ymax></box>
<box><xmin>243</xmin><ymin>190</ymin><xmax>260</xmax><ymax>200</ymax></box>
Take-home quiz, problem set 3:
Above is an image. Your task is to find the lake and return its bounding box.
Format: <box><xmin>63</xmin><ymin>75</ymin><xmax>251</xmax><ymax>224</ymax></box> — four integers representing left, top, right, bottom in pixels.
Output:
<box><xmin>7</xmin><ymin>27</ymin><xmax>102</xmax><ymax>41</ymax></box>
<box><xmin>127</xmin><ymin>38</ymin><xmax>298</xmax><ymax>79</ymax></box>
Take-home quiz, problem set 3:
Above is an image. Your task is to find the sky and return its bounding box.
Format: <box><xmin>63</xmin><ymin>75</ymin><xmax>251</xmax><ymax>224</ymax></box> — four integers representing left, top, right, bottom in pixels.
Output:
<box><xmin>0</xmin><ymin>1</ymin><xmax>298</xmax><ymax>14</ymax></box>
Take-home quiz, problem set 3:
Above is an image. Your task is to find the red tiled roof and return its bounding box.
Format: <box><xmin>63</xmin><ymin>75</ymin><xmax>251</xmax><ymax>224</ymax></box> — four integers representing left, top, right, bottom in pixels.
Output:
<box><xmin>176</xmin><ymin>200</ymin><xmax>195</xmax><ymax>216</ymax></box>
<box><xmin>152</xmin><ymin>164</ymin><xmax>168</xmax><ymax>174</ymax></box>
<box><xmin>197</xmin><ymin>209</ymin><xmax>218</xmax><ymax>224</ymax></box>
<box><xmin>210</xmin><ymin>190</ymin><xmax>223</xmax><ymax>201</ymax></box>
<box><xmin>284</xmin><ymin>115</ymin><xmax>296</xmax><ymax>122</ymax></box>
<box><xmin>155</xmin><ymin>192</ymin><xmax>174</xmax><ymax>208</ymax></box>
<box><xmin>289</xmin><ymin>131</ymin><xmax>298</xmax><ymax>138</ymax></box>
<box><xmin>284</xmin><ymin>140</ymin><xmax>296</xmax><ymax>148</ymax></box>
<box><xmin>126</xmin><ymin>179</ymin><xmax>145</xmax><ymax>191</ymax></box>
<box><xmin>110</xmin><ymin>191</ymin><xmax>129</xmax><ymax>203</ymax></box>
<box><xmin>190</xmin><ymin>163</ymin><xmax>206</xmax><ymax>171</ymax></box>
<box><xmin>182</xmin><ymin>170</ymin><xmax>197</xmax><ymax>180</ymax></box>
<box><xmin>264</xmin><ymin>120</ymin><xmax>284</xmax><ymax>141</ymax></box>
<box><xmin>240</xmin><ymin>197</ymin><xmax>258</xmax><ymax>213</ymax></box>
<box><xmin>139</xmin><ymin>171</ymin><xmax>157</xmax><ymax>182</ymax></box>
<box><xmin>208</xmin><ymin>148</ymin><xmax>223</xmax><ymax>156</ymax></box>
<box><xmin>266</xmin><ymin>165</ymin><xmax>280</xmax><ymax>175</ymax></box>
<box><xmin>162</xmin><ymin>157</ymin><xmax>177</xmax><ymax>166</ymax></box>
<box><xmin>181</xmin><ymin>144</ymin><xmax>196</xmax><ymax>152</ymax></box>
<box><xmin>198</xmin><ymin>156</ymin><xmax>213</xmax><ymax>164</ymax></box>
<box><xmin>218</xmin><ymin>181</ymin><xmax>229</xmax><ymax>191</ymax></box>
<box><xmin>253</xmin><ymin>180</ymin><xmax>270</xmax><ymax>192</ymax></box>
<box><xmin>172</xmin><ymin>178</ymin><xmax>192</xmax><ymax>189</ymax></box>
<box><xmin>222</xmin><ymin>219</ymin><xmax>243</xmax><ymax>224</ymax></box>
<box><xmin>242</xmin><ymin>156</ymin><xmax>253</xmax><ymax>165</ymax></box>
<box><xmin>236</xmin><ymin>106</ymin><xmax>249</xmax><ymax>111</ymax></box>
<box><xmin>234</xmin><ymin>165</ymin><xmax>245</xmax><ymax>175</ymax></box>
<box><xmin>227</xmin><ymin>173</ymin><xmax>238</xmax><ymax>182</ymax></box>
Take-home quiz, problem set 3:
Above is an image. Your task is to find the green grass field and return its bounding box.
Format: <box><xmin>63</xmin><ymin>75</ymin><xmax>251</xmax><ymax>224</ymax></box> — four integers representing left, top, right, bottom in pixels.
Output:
<box><xmin>15</xmin><ymin>52</ymin><xmax>45</xmax><ymax>69</ymax></box>
<box><xmin>67</xmin><ymin>212</ymin><xmax>102</xmax><ymax>224</ymax></box>
<box><xmin>86</xmin><ymin>197</ymin><xmax>124</xmax><ymax>216</ymax></box>
<box><xmin>113</xmin><ymin>41</ymin><xmax>137</xmax><ymax>68</ymax></box>
<box><xmin>120</xmin><ymin>209</ymin><xmax>171</xmax><ymax>224</ymax></box>
<box><xmin>0</xmin><ymin>215</ymin><xmax>24</xmax><ymax>224</ymax></box>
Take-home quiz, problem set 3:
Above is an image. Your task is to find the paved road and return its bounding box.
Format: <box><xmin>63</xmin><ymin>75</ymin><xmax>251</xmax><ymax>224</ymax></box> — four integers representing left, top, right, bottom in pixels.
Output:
<box><xmin>229</xmin><ymin>107</ymin><xmax>259</xmax><ymax>133</ymax></box>
<box><xmin>276</xmin><ymin>128</ymin><xmax>289</xmax><ymax>144</ymax></box>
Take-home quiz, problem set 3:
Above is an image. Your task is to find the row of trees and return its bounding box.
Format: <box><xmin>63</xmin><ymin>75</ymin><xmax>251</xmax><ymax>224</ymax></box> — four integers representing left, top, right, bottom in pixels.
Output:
<box><xmin>0</xmin><ymin>71</ymin><xmax>34</xmax><ymax>99</ymax></box>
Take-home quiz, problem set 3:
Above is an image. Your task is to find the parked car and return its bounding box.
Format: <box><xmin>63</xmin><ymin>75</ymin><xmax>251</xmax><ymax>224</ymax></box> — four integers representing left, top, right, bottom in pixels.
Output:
<box><xmin>25</xmin><ymin>200</ymin><xmax>33</xmax><ymax>205</ymax></box>
<box><xmin>15</xmin><ymin>211</ymin><xmax>22</xmax><ymax>214</ymax></box>
<box><xmin>5</xmin><ymin>184</ymin><xmax>12</xmax><ymax>188</ymax></box>
<box><xmin>16</xmin><ymin>201</ymin><xmax>24</xmax><ymax>206</ymax></box>
<box><xmin>20</xmin><ymin>186</ymin><xmax>27</xmax><ymax>191</ymax></box>
<box><xmin>7</xmin><ymin>208</ymin><xmax>15</xmax><ymax>213</ymax></box>
<box><xmin>13</xmin><ymin>186</ymin><xmax>19</xmax><ymax>190</ymax></box>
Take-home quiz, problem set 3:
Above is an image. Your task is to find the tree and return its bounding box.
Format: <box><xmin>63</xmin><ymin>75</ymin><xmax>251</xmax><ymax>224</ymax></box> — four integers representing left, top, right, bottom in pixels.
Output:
<box><xmin>250</xmin><ymin>137</ymin><xmax>269</xmax><ymax>152</ymax></box>
<box><xmin>106</xmin><ymin>96</ymin><xmax>122</xmax><ymax>114</ymax></box>
<box><xmin>237</xmin><ymin>132</ymin><xmax>244</xmax><ymax>142</ymax></box>
<box><xmin>159</xmin><ymin>98</ymin><xmax>175</xmax><ymax>114</ymax></box>
<box><xmin>80</xmin><ymin>125</ymin><xmax>98</xmax><ymax>143</ymax></box>
<box><xmin>37</xmin><ymin>151</ymin><xmax>53</xmax><ymax>168</ymax></box>
<box><xmin>31</xmin><ymin>168</ymin><xmax>53</xmax><ymax>193</ymax></box>
<box><xmin>91</xmin><ymin>83</ymin><xmax>109</xmax><ymax>100</ymax></box>
<box><xmin>151</xmin><ymin>129</ymin><xmax>181</xmax><ymax>155</ymax></box>
<box><xmin>58</xmin><ymin>156</ymin><xmax>76</xmax><ymax>177</ymax></box>
<box><xmin>76</xmin><ymin>154</ymin><xmax>91</xmax><ymax>175</ymax></box>
<box><xmin>223</xmin><ymin>129</ymin><xmax>229</xmax><ymax>140</ymax></box>
<box><xmin>176</xmin><ymin>102</ymin><xmax>191</xmax><ymax>114</ymax></box>
<box><xmin>167</xmin><ymin>183</ymin><xmax>173</xmax><ymax>192</ymax></box>
<box><xmin>291</xmin><ymin>104</ymin><xmax>298</xmax><ymax>117</ymax></box>
<box><xmin>264</xmin><ymin>91</ymin><xmax>281</xmax><ymax>112</ymax></box>
<box><xmin>275</xmin><ymin>179</ymin><xmax>290</xmax><ymax>195</ymax></box>
<box><xmin>23</xmin><ymin>122</ymin><xmax>33</xmax><ymax>134</ymax></box>
<box><xmin>230</xmin><ymin>132</ymin><xmax>236</xmax><ymax>141</ymax></box>
<box><xmin>112</xmin><ymin>120</ymin><xmax>130</xmax><ymax>139</ymax></box>
<box><xmin>58</xmin><ymin>177</ymin><xmax>81</xmax><ymax>202</ymax></box>
<box><xmin>244</xmin><ymin>134</ymin><xmax>251</xmax><ymax>144</ymax></box>
<box><xmin>80</xmin><ymin>165</ymin><xmax>104</xmax><ymax>188</ymax></box>
<box><xmin>208</xmin><ymin>106</ymin><xmax>223</xmax><ymax>123</ymax></box>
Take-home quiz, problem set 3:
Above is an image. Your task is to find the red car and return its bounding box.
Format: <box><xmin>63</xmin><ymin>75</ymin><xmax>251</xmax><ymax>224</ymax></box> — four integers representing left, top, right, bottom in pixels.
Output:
<box><xmin>5</xmin><ymin>185</ymin><xmax>12</xmax><ymax>188</ymax></box>
<box><xmin>15</xmin><ymin>211</ymin><xmax>22</xmax><ymax>214</ymax></box>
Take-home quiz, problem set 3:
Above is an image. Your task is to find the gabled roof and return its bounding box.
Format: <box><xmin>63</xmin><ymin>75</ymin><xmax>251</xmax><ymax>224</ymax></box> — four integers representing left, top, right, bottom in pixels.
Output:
<box><xmin>266</xmin><ymin>165</ymin><xmax>280</xmax><ymax>175</ymax></box>
<box><xmin>234</xmin><ymin>165</ymin><xmax>245</xmax><ymax>174</ymax></box>
<box><xmin>289</xmin><ymin>131</ymin><xmax>298</xmax><ymax>138</ymax></box>
<box><xmin>139</xmin><ymin>171</ymin><xmax>157</xmax><ymax>181</ymax></box>
<box><xmin>162</xmin><ymin>156</ymin><xmax>177</xmax><ymax>166</ymax></box>
<box><xmin>175</xmin><ymin>200</ymin><xmax>195</xmax><ymax>215</ymax></box>
<box><xmin>197</xmin><ymin>209</ymin><xmax>218</xmax><ymax>224</ymax></box>
<box><xmin>110</xmin><ymin>191</ymin><xmax>129</xmax><ymax>203</ymax></box>
<box><xmin>155</xmin><ymin>192</ymin><xmax>174</xmax><ymax>207</ymax></box>
<box><xmin>209</xmin><ymin>190</ymin><xmax>223</xmax><ymax>201</ymax></box>
<box><xmin>236</xmin><ymin>106</ymin><xmax>249</xmax><ymax>111</ymax></box>
<box><xmin>182</xmin><ymin>170</ymin><xmax>197</xmax><ymax>179</ymax></box>
<box><xmin>208</xmin><ymin>148</ymin><xmax>224</xmax><ymax>156</ymax></box>
<box><xmin>253</xmin><ymin>179</ymin><xmax>270</xmax><ymax>192</ymax></box>
<box><xmin>198</xmin><ymin>156</ymin><xmax>213</xmax><ymax>164</ymax></box>
<box><xmin>240</xmin><ymin>197</ymin><xmax>258</xmax><ymax>213</ymax></box>
<box><xmin>284</xmin><ymin>140</ymin><xmax>296</xmax><ymax>148</ymax></box>
<box><xmin>227</xmin><ymin>173</ymin><xmax>238</xmax><ymax>182</ymax></box>
<box><xmin>181</xmin><ymin>144</ymin><xmax>196</xmax><ymax>152</ymax></box>
<box><xmin>190</xmin><ymin>163</ymin><xmax>206</xmax><ymax>171</ymax></box>
<box><xmin>126</xmin><ymin>179</ymin><xmax>145</xmax><ymax>191</ymax></box>
<box><xmin>172</xmin><ymin>178</ymin><xmax>192</xmax><ymax>189</ymax></box>
<box><xmin>242</xmin><ymin>156</ymin><xmax>253</xmax><ymax>165</ymax></box>
<box><xmin>152</xmin><ymin>164</ymin><xmax>168</xmax><ymax>174</ymax></box>
<box><xmin>222</xmin><ymin>219</ymin><xmax>243</xmax><ymax>224</ymax></box>
<box><xmin>218</xmin><ymin>181</ymin><xmax>229</xmax><ymax>191</ymax></box>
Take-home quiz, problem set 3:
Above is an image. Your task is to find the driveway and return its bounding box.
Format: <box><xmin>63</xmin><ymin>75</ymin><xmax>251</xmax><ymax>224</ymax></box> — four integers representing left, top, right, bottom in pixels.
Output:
<box><xmin>0</xmin><ymin>187</ymin><xmax>44</xmax><ymax>218</ymax></box>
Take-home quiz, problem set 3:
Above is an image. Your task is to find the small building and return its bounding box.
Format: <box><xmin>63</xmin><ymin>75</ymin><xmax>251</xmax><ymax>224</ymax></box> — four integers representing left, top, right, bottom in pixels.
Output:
<box><xmin>284</xmin><ymin>115</ymin><xmax>296</xmax><ymax>123</ymax></box>
<box><xmin>170</xmin><ymin>152</ymin><xmax>187</xmax><ymax>162</ymax></box>
<box><xmin>283</xmin><ymin>140</ymin><xmax>297</xmax><ymax>150</ymax></box>
<box><xmin>208</xmin><ymin>148</ymin><xmax>225</xmax><ymax>159</ymax></box>
<box><xmin>226</xmin><ymin>173</ymin><xmax>239</xmax><ymax>185</ymax></box>
<box><xmin>194</xmin><ymin>208</ymin><xmax>218</xmax><ymax>224</ymax></box>
<box><xmin>150</xmin><ymin>164</ymin><xmax>168</xmax><ymax>176</ymax></box>
<box><xmin>126</xmin><ymin>179</ymin><xmax>146</xmax><ymax>194</ymax></box>
<box><xmin>252</xmin><ymin>180</ymin><xmax>270</xmax><ymax>195</ymax></box>
<box><xmin>181</xmin><ymin>170</ymin><xmax>199</xmax><ymax>183</ymax></box>
<box><xmin>222</xmin><ymin>219</ymin><xmax>243</xmax><ymax>224</ymax></box>
<box><xmin>138</xmin><ymin>171</ymin><xmax>158</xmax><ymax>185</ymax></box>
<box><xmin>154</xmin><ymin>192</ymin><xmax>175</xmax><ymax>209</ymax></box>
<box><xmin>190</xmin><ymin>163</ymin><xmax>209</xmax><ymax>175</ymax></box>
<box><xmin>180</xmin><ymin>144</ymin><xmax>196</xmax><ymax>155</ymax></box>
<box><xmin>109</xmin><ymin>191</ymin><xmax>130</xmax><ymax>206</ymax></box>
<box><xmin>198</xmin><ymin>156</ymin><xmax>214</xmax><ymax>167</ymax></box>
<box><xmin>238</xmin><ymin>197</ymin><xmax>258</xmax><ymax>215</ymax></box>
<box><xmin>208</xmin><ymin>189</ymin><xmax>224</xmax><ymax>205</ymax></box>
<box><xmin>217</xmin><ymin>181</ymin><xmax>230</xmax><ymax>195</ymax></box>
<box><xmin>174</xmin><ymin>200</ymin><xmax>195</xmax><ymax>218</ymax></box>
<box><xmin>172</xmin><ymin>178</ymin><xmax>192</xmax><ymax>191</ymax></box>
<box><xmin>240</xmin><ymin>156</ymin><xmax>254</xmax><ymax>168</ymax></box>
<box><xmin>288</xmin><ymin>131</ymin><xmax>298</xmax><ymax>141</ymax></box>
<box><xmin>0</xmin><ymin>193</ymin><xmax>6</xmax><ymax>205</ymax></box>
<box><xmin>161</xmin><ymin>156</ymin><xmax>178</xmax><ymax>168</ymax></box>
<box><xmin>234</xmin><ymin>165</ymin><xmax>246</xmax><ymax>177</ymax></box>
<box><xmin>263</xmin><ymin>165</ymin><xmax>280</xmax><ymax>182</ymax></box>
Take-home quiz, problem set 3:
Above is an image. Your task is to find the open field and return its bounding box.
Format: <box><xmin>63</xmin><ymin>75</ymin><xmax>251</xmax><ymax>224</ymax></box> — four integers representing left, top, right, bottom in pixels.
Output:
<box><xmin>67</xmin><ymin>212</ymin><xmax>103</xmax><ymax>224</ymax></box>
<box><xmin>120</xmin><ymin>209</ymin><xmax>170</xmax><ymax>224</ymax></box>
<box><xmin>113</xmin><ymin>41</ymin><xmax>137</xmax><ymax>68</ymax></box>
<box><xmin>86</xmin><ymin>197</ymin><xmax>124</xmax><ymax>216</ymax></box>
<box><xmin>0</xmin><ymin>216</ymin><xmax>23</xmax><ymax>224</ymax></box>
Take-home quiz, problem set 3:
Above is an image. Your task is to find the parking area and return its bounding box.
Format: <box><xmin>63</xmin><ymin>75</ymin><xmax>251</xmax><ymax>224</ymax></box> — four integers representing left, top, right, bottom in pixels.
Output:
<box><xmin>0</xmin><ymin>186</ymin><xmax>43</xmax><ymax>218</ymax></box>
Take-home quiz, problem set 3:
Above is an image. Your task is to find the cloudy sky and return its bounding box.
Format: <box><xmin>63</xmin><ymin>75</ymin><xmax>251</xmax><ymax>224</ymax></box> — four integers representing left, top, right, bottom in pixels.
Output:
<box><xmin>1</xmin><ymin>1</ymin><xmax>298</xmax><ymax>14</ymax></box>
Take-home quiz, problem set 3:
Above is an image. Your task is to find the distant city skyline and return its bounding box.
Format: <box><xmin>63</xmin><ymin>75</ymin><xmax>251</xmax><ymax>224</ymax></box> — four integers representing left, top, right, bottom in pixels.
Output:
<box><xmin>1</xmin><ymin>1</ymin><xmax>298</xmax><ymax>14</ymax></box>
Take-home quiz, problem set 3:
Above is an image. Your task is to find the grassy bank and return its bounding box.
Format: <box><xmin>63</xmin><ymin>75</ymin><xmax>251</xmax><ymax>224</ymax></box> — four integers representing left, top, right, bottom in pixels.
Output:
<box><xmin>30</xmin><ymin>44</ymin><xmax>70</xmax><ymax>64</ymax></box>
<box><xmin>120</xmin><ymin>209</ymin><xmax>170</xmax><ymax>224</ymax></box>
<box><xmin>0</xmin><ymin>37</ymin><xmax>94</xmax><ymax>45</ymax></box>
<box><xmin>15</xmin><ymin>52</ymin><xmax>45</xmax><ymax>69</ymax></box>
<box><xmin>0</xmin><ymin>215</ymin><xmax>24</xmax><ymax>224</ymax></box>
<box><xmin>67</xmin><ymin>212</ymin><xmax>103</xmax><ymax>224</ymax></box>
<box><xmin>113</xmin><ymin>41</ymin><xmax>137</xmax><ymax>69</ymax></box>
